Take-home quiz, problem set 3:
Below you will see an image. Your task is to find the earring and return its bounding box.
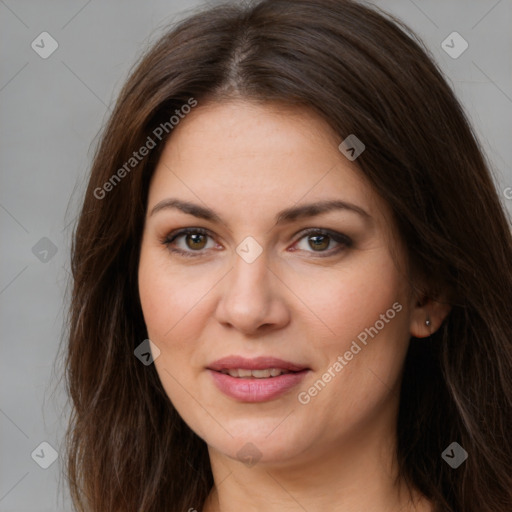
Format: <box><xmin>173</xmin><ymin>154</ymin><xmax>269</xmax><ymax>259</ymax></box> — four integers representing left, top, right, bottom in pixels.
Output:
<box><xmin>425</xmin><ymin>318</ymin><xmax>431</xmax><ymax>327</ymax></box>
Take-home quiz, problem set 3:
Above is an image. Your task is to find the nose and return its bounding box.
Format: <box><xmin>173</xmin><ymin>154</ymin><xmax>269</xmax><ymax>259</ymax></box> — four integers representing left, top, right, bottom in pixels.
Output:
<box><xmin>213</xmin><ymin>246</ymin><xmax>291</xmax><ymax>335</ymax></box>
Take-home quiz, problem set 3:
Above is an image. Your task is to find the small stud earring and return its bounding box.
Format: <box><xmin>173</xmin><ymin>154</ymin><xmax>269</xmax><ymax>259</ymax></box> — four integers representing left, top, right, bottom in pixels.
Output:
<box><xmin>425</xmin><ymin>318</ymin><xmax>431</xmax><ymax>327</ymax></box>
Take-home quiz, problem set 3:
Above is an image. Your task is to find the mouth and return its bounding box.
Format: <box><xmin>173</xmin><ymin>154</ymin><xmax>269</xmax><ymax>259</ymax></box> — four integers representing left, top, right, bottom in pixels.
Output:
<box><xmin>218</xmin><ymin>367</ymin><xmax>296</xmax><ymax>378</ymax></box>
<box><xmin>207</xmin><ymin>356</ymin><xmax>310</xmax><ymax>402</ymax></box>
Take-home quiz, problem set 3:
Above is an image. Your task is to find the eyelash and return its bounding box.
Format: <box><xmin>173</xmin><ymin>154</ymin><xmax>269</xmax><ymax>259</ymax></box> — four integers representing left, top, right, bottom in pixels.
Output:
<box><xmin>162</xmin><ymin>227</ymin><xmax>353</xmax><ymax>258</ymax></box>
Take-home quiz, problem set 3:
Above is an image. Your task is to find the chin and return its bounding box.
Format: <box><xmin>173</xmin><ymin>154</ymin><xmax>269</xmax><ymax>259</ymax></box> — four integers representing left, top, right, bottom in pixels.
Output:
<box><xmin>201</xmin><ymin>416</ymin><xmax>312</xmax><ymax>466</ymax></box>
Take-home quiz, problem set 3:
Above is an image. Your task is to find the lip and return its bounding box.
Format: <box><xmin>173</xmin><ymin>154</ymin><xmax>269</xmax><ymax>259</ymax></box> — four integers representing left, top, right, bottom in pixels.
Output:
<box><xmin>207</xmin><ymin>356</ymin><xmax>310</xmax><ymax>402</ymax></box>
<box><xmin>207</xmin><ymin>356</ymin><xmax>308</xmax><ymax>372</ymax></box>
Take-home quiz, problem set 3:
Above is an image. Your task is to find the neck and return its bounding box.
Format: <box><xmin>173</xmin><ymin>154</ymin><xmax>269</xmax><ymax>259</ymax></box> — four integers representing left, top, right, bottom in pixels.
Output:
<box><xmin>201</xmin><ymin>419</ymin><xmax>432</xmax><ymax>512</ymax></box>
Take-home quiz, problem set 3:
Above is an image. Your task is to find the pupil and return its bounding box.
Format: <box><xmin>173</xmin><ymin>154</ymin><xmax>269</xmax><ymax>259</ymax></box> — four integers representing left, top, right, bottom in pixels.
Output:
<box><xmin>188</xmin><ymin>234</ymin><xmax>206</xmax><ymax>249</ymax></box>
<box><xmin>309</xmin><ymin>235</ymin><xmax>329</xmax><ymax>251</ymax></box>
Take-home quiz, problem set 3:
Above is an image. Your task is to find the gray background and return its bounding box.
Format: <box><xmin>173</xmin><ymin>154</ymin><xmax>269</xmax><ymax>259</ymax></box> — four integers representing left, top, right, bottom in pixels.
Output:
<box><xmin>1</xmin><ymin>0</ymin><xmax>511</xmax><ymax>510</ymax></box>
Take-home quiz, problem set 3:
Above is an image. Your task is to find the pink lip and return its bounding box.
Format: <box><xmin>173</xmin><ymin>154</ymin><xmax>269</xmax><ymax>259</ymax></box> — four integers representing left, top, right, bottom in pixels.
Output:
<box><xmin>207</xmin><ymin>355</ymin><xmax>308</xmax><ymax>372</ymax></box>
<box><xmin>207</xmin><ymin>356</ymin><xmax>310</xmax><ymax>402</ymax></box>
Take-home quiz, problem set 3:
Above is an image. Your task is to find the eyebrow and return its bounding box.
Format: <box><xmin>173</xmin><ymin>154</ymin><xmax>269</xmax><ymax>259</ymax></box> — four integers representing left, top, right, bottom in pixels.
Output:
<box><xmin>149</xmin><ymin>198</ymin><xmax>371</xmax><ymax>224</ymax></box>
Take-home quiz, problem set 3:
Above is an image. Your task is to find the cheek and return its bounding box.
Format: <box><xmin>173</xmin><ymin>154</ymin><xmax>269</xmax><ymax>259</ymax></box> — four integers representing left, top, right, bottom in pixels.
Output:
<box><xmin>293</xmin><ymin>250</ymin><xmax>406</xmax><ymax>347</ymax></box>
<box><xmin>137</xmin><ymin>245</ymin><xmax>220</xmax><ymax>382</ymax></box>
<box><xmin>138</xmin><ymin>249</ymin><xmax>208</xmax><ymax>428</ymax></box>
<box><xmin>138</xmin><ymin>248</ymin><xmax>192</xmax><ymax>368</ymax></box>
<box><xmin>294</xmin><ymin>252</ymin><xmax>410</xmax><ymax>409</ymax></box>
<box><xmin>138</xmin><ymin>245</ymin><xmax>206</xmax><ymax>341</ymax></box>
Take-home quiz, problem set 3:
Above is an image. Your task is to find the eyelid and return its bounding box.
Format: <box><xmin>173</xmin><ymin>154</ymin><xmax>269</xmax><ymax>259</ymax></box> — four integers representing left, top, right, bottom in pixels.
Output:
<box><xmin>162</xmin><ymin>227</ymin><xmax>218</xmax><ymax>258</ymax></box>
<box><xmin>291</xmin><ymin>228</ymin><xmax>352</xmax><ymax>257</ymax></box>
<box><xmin>162</xmin><ymin>226</ymin><xmax>352</xmax><ymax>258</ymax></box>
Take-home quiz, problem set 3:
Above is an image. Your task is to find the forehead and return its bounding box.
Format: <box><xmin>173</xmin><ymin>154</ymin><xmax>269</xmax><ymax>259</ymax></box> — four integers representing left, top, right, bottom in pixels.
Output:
<box><xmin>156</xmin><ymin>102</ymin><xmax>346</xmax><ymax>184</ymax></box>
<box><xmin>147</xmin><ymin>100</ymin><xmax>391</xmax><ymax>230</ymax></box>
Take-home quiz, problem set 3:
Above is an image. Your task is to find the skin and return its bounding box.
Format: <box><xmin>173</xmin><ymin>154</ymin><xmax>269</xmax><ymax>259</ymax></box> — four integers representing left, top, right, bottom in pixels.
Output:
<box><xmin>138</xmin><ymin>100</ymin><xmax>451</xmax><ymax>511</ymax></box>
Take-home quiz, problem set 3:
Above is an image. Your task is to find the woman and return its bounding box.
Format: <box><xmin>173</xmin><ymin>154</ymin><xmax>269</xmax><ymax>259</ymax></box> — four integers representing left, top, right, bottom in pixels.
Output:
<box><xmin>64</xmin><ymin>0</ymin><xmax>512</xmax><ymax>510</ymax></box>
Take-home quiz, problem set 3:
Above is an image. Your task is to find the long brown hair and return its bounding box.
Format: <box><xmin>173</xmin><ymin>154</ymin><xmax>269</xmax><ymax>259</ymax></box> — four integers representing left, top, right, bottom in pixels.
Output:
<box><xmin>63</xmin><ymin>0</ymin><xmax>512</xmax><ymax>510</ymax></box>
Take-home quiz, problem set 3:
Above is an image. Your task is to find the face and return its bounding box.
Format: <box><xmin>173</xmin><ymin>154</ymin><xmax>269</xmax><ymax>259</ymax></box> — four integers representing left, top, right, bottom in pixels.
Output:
<box><xmin>138</xmin><ymin>100</ymin><xmax>420</xmax><ymax>467</ymax></box>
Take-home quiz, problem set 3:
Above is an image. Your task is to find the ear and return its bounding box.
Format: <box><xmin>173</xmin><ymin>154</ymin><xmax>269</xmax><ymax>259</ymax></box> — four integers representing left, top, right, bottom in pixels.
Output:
<box><xmin>410</xmin><ymin>294</ymin><xmax>452</xmax><ymax>338</ymax></box>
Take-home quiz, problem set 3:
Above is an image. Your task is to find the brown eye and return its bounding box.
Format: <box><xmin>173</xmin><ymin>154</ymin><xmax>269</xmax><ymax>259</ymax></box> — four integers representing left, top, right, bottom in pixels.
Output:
<box><xmin>163</xmin><ymin>228</ymin><xmax>215</xmax><ymax>257</ymax></box>
<box><xmin>185</xmin><ymin>233</ymin><xmax>208</xmax><ymax>250</ymax></box>
<box><xmin>294</xmin><ymin>228</ymin><xmax>352</xmax><ymax>256</ymax></box>
<box><xmin>307</xmin><ymin>234</ymin><xmax>330</xmax><ymax>251</ymax></box>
